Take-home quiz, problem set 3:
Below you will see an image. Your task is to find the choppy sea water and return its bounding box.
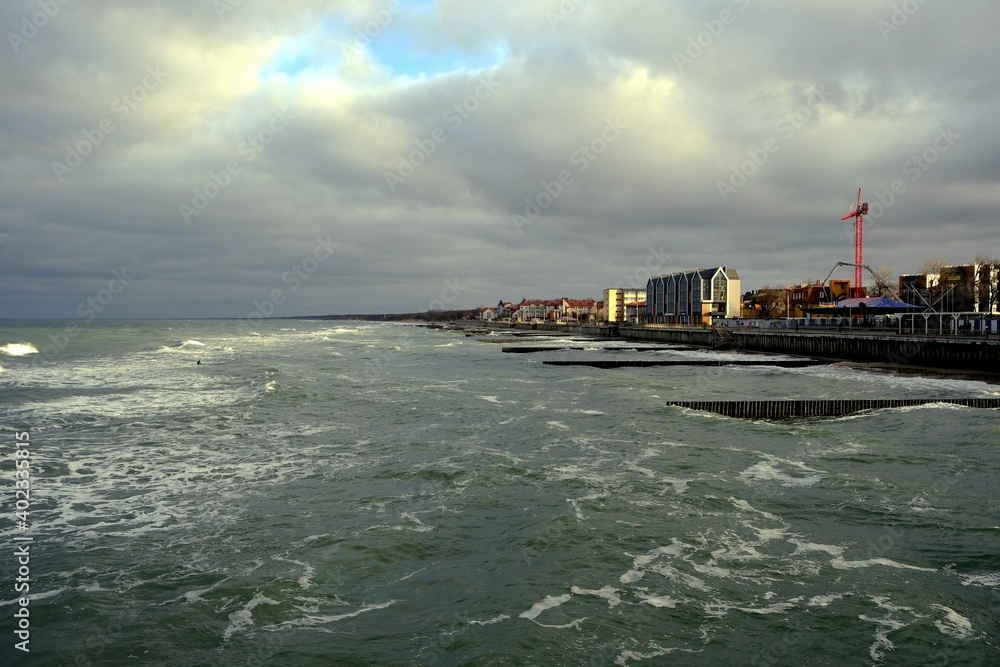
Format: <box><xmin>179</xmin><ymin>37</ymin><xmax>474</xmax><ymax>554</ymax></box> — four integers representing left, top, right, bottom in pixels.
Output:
<box><xmin>1</xmin><ymin>319</ymin><xmax>999</xmax><ymax>666</ymax></box>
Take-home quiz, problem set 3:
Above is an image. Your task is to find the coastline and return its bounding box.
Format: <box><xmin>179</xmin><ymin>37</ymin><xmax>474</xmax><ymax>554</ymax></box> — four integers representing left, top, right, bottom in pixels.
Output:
<box><xmin>449</xmin><ymin>319</ymin><xmax>1000</xmax><ymax>378</ymax></box>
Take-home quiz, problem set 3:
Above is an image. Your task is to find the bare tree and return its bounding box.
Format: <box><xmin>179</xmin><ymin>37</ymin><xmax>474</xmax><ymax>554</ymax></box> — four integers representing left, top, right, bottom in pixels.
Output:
<box><xmin>755</xmin><ymin>285</ymin><xmax>789</xmax><ymax>318</ymax></box>
<box><xmin>974</xmin><ymin>253</ymin><xmax>1000</xmax><ymax>312</ymax></box>
<box><xmin>868</xmin><ymin>265</ymin><xmax>894</xmax><ymax>298</ymax></box>
<box><xmin>917</xmin><ymin>256</ymin><xmax>946</xmax><ymax>276</ymax></box>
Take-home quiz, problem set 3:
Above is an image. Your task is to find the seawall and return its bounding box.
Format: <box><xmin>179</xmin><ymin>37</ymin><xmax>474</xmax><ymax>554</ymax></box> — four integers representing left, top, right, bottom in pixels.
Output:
<box><xmin>454</xmin><ymin>321</ymin><xmax>1000</xmax><ymax>374</ymax></box>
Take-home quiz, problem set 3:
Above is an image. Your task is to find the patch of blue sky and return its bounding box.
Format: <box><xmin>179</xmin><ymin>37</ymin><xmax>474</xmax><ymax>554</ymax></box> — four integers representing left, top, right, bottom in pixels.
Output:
<box><xmin>367</xmin><ymin>33</ymin><xmax>507</xmax><ymax>78</ymax></box>
<box><xmin>262</xmin><ymin>46</ymin><xmax>314</xmax><ymax>79</ymax></box>
<box><xmin>259</xmin><ymin>14</ymin><xmax>354</xmax><ymax>80</ymax></box>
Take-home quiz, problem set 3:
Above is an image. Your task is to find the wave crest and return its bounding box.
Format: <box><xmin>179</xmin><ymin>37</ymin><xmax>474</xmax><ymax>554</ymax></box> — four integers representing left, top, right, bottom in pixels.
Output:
<box><xmin>0</xmin><ymin>343</ymin><xmax>39</xmax><ymax>356</ymax></box>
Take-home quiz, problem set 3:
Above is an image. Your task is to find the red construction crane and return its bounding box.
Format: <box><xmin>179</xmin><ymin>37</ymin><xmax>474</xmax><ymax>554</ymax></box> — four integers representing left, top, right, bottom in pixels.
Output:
<box><xmin>840</xmin><ymin>188</ymin><xmax>869</xmax><ymax>297</ymax></box>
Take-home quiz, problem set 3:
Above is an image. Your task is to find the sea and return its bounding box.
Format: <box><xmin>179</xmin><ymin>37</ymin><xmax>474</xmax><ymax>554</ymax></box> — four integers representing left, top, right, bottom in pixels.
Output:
<box><xmin>1</xmin><ymin>319</ymin><xmax>999</xmax><ymax>666</ymax></box>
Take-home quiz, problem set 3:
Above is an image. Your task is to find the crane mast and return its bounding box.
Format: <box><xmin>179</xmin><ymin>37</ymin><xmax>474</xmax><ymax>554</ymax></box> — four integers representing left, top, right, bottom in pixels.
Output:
<box><xmin>840</xmin><ymin>188</ymin><xmax>869</xmax><ymax>297</ymax></box>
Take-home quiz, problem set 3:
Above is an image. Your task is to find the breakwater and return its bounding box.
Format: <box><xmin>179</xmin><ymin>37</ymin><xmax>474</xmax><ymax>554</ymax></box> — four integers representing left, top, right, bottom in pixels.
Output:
<box><xmin>455</xmin><ymin>321</ymin><xmax>1000</xmax><ymax>373</ymax></box>
<box><xmin>665</xmin><ymin>398</ymin><xmax>1000</xmax><ymax>419</ymax></box>
<box><xmin>543</xmin><ymin>359</ymin><xmax>825</xmax><ymax>369</ymax></box>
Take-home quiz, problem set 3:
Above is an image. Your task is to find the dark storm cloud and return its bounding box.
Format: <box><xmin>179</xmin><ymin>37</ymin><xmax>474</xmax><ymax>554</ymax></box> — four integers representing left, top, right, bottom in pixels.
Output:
<box><xmin>1</xmin><ymin>0</ymin><xmax>998</xmax><ymax>318</ymax></box>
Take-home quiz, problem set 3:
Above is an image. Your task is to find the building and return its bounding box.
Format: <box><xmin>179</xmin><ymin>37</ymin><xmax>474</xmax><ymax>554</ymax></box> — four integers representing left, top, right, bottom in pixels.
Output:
<box><xmin>900</xmin><ymin>265</ymin><xmax>998</xmax><ymax>313</ymax></box>
<box><xmin>512</xmin><ymin>298</ymin><xmax>561</xmax><ymax>322</ymax></box>
<box><xmin>562</xmin><ymin>298</ymin><xmax>598</xmax><ymax>323</ymax></box>
<box><xmin>624</xmin><ymin>297</ymin><xmax>645</xmax><ymax>324</ymax></box>
<box><xmin>898</xmin><ymin>274</ymin><xmax>939</xmax><ymax>310</ymax></box>
<box><xmin>603</xmin><ymin>288</ymin><xmax>646</xmax><ymax>323</ymax></box>
<box><xmin>645</xmin><ymin>267</ymin><xmax>741</xmax><ymax>325</ymax></box>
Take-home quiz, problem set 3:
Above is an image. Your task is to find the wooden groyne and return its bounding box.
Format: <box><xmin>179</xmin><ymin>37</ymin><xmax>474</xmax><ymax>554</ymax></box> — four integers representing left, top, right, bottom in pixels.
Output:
<box><xmin>502</xmin><ymin>345</ymin><xmax>696</xmax><ymax>354</ymax></box>
<box><xmin>665</xmin><ymin>398</ymin><xmax>1000</xmax><ymax>419</ymax></box>
<box><xmin>544</xmin><ymin>359</ymin><xmax>826</xmax><ymax>369</ymax></box>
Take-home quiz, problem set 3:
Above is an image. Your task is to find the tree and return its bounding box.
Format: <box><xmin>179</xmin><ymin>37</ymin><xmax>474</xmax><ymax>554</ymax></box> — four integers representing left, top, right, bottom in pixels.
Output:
<box><xmin>917</xmin><ymin>256</ymin><xmax>946</xmax><ymax>276</ymax></box>
<box><xmin>868</xmin><ymin>265</ymin><xmax>894</xmax><ymax>298</ymax></box>
<box><xmin>755</xmin><ymin>285</ymin><xmax>789</xmax><ymax>318</ymax></box>
<box><xmin>974</xmin><ymin>254</ymin><xmax>1000</xmax><ymax>312</ymax></box>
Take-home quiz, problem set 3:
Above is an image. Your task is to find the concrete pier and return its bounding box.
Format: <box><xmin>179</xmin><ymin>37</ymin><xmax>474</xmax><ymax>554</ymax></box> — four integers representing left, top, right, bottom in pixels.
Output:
<box><xmin>455</xmin><ymin>321</ymin><xmax>1000</xmax><ymax>374</ymax></box>
<box><xmin>665</xmin><ymin>398</ymin><xmax>1000</xmax><ymax>419</ymax></box>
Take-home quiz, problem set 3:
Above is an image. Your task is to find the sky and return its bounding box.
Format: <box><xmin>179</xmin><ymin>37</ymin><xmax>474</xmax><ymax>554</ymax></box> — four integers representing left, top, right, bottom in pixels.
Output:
<box><xmin>2</xmin><ymin>0</ymin><xmax>998</xmax><ymax>319</ymax></box>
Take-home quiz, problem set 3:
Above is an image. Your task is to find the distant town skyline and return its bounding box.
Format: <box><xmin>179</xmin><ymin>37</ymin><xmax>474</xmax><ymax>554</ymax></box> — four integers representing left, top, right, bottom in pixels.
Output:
<box><xmin>2</xmin><ymin>1</ymin><xmax>998</xmax><ymax>319</ymax></box>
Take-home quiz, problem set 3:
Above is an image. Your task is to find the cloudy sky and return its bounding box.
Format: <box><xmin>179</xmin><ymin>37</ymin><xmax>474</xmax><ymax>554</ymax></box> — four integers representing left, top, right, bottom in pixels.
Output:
<box><xmin>2</xmin><ymin>0</ymin><xmax>998</xmax><ymax>318</ymax></box>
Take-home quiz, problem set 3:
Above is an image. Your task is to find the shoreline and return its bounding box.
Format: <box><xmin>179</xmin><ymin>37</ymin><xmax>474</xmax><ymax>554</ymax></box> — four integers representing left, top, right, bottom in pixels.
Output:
<box><xmin>449</xmin><ymin>320</ymin><xmax>1000</xmax><ymax>381</ymax></box>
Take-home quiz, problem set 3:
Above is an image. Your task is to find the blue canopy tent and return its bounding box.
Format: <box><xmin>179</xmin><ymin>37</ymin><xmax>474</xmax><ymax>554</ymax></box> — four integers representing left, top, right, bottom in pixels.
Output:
<box><xmin>803</xmin><ymin>297</ymin><xmax>925</xmax><ymax>328</ymax></box>
<box><xmin>827</xmin><ymin>297</ymin><xmax>925</xmax><ymax>313</ymax></box>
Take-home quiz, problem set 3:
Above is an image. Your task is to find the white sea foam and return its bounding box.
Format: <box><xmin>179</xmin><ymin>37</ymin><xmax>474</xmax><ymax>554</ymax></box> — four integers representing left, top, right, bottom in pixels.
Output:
<box><xmin>570</xmin><ymin>585</ymin><xmax>622</xmax><ymax>607</ymax></box>
<box><xmin>398</xmin><ymin>512</ymin><xmax>433</xmax><ymax>532</ymax></box>
<box><xmin>959</xmin><ymin>573</ymin><xmax>1000</xmax><ymax>588</ymax></box>
<box><xmin>273</xmin><ymin>557</ymin><xmax>316</xmax><ymax>589</ymax></box>
<box><xmin>653</xmin><ymin>476</ymin><xmax>690</xmax><ymax>495</ymax></box>
<box><xmin>0</xmin><ymin>342</ymin><xmax>38</xmax><ymax>356</ymax></box>
<box><xmin>730</xmin><ymin>498</ymin><xmax>782</xmax><ymax>522</ymax></box>
<box><xmin>614</xmin><ymin>644</ymin><xmax>678</xmax><ymax>665</ymax></box>
<box><xmin>931</xmin><ymin>604</ymin><xmax>975</xmax><ymax>639</ymax></box>
<box><xmin>546</xmin><ymin>421</ymin><xmax>570</xmax><ymax>430</ymax></box>
<box><xmin>860</xmin><ymin>615</ymin><xmax>908</xmax><ymax>662</ymax></box>
<box><xmin>567</xmin><ymin>492</ymin><xmax>607</xmax><ymax>520</ymax></box>
<box><xmin>636</xmin><ymin>593</ymin><xmax>677</xmax><ymax>608</ymax></box>
<box><xmin>753</xmin><ymin>526</ymin><xmax>789</xmax><ymax>542</ymax></box>
<box><xmin>161</xmin><ymin>576</ymin><xmax>231</xmax><ymax>605</ymax></box>
<box><xmin>739</xmin><ymin>461</ymin><xmax>822</xmax><ymax>487</ymax></box>
<box><xmin>790</xmin><ymin>540</ymin><xmax>844</xmax><ymax>557</ymax></box>
<box><xmin>520</xmin><ymin>594</ymin><xmax>571</xmax><ymax>620</ymax></box>
<box><xmin>223</xmin><ymin>593</ymin><xmax>281</xmax><ymax>639</ymax></box>
<box><xmin>832</xmin><ymin>557</ymin><xmax>935</xmax><ymax>572</ymax></box>
<box><xmin>807</xmin><ymin>593</ymin><xmax>846</xmax><ymax>607</ymax></box>
<box><xmin>0</xmin><ymin>588</ymin><xmax>67</xmax><ymax>606</ymax></box>
<box><xmin>275</xmin><ymin>599</ymin><xmax>398</xmax><ymax>630</ymax></box>
<box><xmin>654</xmin><ymin>564</ymin><xmax>713</xmax><ymax>592</ymax></box>
<box><xmin>520</xmin><ymin>594</ymin><xmax>585</xmax><ymax>627</ymax></box>
<box><xmin>469</xmin><ymin>614</ymin><xmax>510</xmax><ymax>625</ymax></box>
<box><xmin>620</xmin><ymin>570</ymin><xmax>644</xmax><ymax>584</ymax></box>
<box><xmin>737</xmin><ymin>596</ymin><xmax>804</xmax><ymax>615</ymax></box>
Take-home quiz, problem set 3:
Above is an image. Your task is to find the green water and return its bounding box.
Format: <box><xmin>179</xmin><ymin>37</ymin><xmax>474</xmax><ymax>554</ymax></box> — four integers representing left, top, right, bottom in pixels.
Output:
<box><xmin>1</xmin><ymin>320</ymin><xmax>998</xmax><ymax>665</ymax></box>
